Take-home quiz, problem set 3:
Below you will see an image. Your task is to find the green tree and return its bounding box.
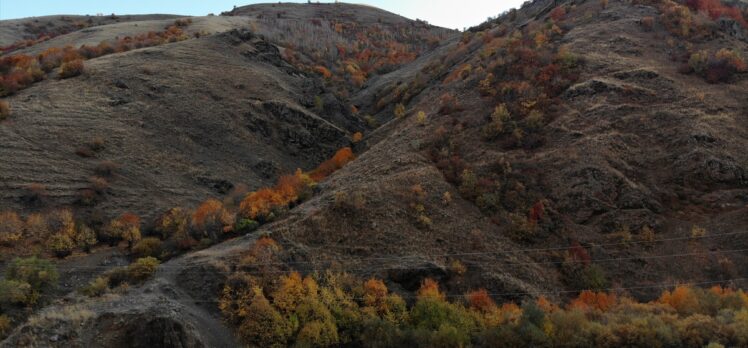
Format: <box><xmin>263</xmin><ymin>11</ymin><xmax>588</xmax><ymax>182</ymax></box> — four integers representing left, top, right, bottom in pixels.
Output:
<box><xmin>4</xmin><ymin>257</ymin><xmax>58</xmax><ymax>305</ymax></box>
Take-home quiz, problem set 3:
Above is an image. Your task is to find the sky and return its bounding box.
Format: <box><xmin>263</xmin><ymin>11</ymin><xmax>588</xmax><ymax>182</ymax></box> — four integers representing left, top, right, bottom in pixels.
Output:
<box><xmin>0</xmin><ymin>0</ymin><xmax>526</xmax><ymax>30</ymax></box>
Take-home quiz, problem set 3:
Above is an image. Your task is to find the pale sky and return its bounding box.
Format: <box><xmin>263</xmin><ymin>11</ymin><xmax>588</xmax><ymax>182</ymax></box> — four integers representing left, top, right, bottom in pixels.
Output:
<box><xmin>0</xmin><ymin>0</ymin><xmax>527</xmax><ymax>30</ymax></box>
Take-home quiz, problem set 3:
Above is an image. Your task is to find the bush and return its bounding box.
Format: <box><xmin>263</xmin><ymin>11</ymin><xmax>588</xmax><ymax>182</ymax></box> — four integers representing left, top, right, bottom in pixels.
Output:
<box><xmin>395</xmin><ymin>103</ymin><xmax>405</xmax><ymax>118</ymax></box>
<box><xmin>47</xmin><ymin>233</ymin><xmax>75</xmax><ymax>258</ymax></box>
<box><xmin>127</xmin><ymin>257</ymin><xmax>160</xmax><ymax>283</ymax></box>
<box><xmin>74</xmin><ymin>224</ymin><xmax>97</xmax><ymax>252</ymax></box>
<box><xmin>661</xmin><ymin>1</ymin><xmax>692</xmax><ymax>37</ymax></box>
<box><xmin>0</xmin><ymin>279</ymin><xmax>32</xmax><ymax>305</ymax></box>
<box><xmin>482</xmin><ymin>104</ymin><xmax>512</xmax><ymax>140</ymax></box>
<box><xmin>580</xmin><ymin>264</ymin><xmax>609</xmax><ymax>291</ymax></box>
<box><xmin>59</xmin><ymin>59</ymin><xmax>84</xmax><ymax>78</ymax></box>
<box><xmin>4</xmin><ymin>257</ymin><xmax>58</xmax><ymax>304</ymax></box>
<box><xmin>235</xmin><ymin>218</ymin><xmax>259</xmax><ymax>234</ymax></box>
<box><xmin>0</xmin><ymin>100</ymin><xmax>9</xmax><ymax>120</ymax></box>
<box><xmin>416</xmin><ymin>111</ymin><xmax>427</xmax><ymax>125</ymax></box>
<box><xmin>102</xmin><ymin>213</ymin><xmax>141</xmax><ymax>247</ymax></box>
<box><xmin>352</xmin><ymin>132</ymin><xmax>364</xmax><ymax>143</ymax></box>
<box><xmin>94</xmin><ymin>161</ymin><xmax>118</xmax><ymax>177</ymax></box>
<box><xmin>132</xmin><ymin>237</ymin><xmax>163</xmax><ymax>258</ymax></box>
<box><xmin>155</xmin><ymin>207</ymin><xmax>189</xmax><ymax>240</ymax></box>
<box><xmin>79</xmin><ymin>276</ymin><xmax>108</xmax><ymax>297</ymax></box>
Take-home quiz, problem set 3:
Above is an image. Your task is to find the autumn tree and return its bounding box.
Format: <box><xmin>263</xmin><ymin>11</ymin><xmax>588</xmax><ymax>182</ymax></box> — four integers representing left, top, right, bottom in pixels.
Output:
<box><xmin>74</xmin><ymin>224</ymin><xmax>97</xmax><ymax>252</ymax></box>
<box><xmin>102</xmin><ymin>213</ymin><xmax>141</xmax><ymax>248</ymax></box>
<box><xmin>155</xmin><ymin>207</ymin><xmax>189</xmax><ymax>240</ymax></box>
<box><xmin>361</xmin><ymin>278</ymin><xmax>408</xmax><ymax>324</ymax></box>
<box><xmin>237</xmin><ymin>287</ymin><xmax>292</xmax><ymax>347</ymax></box>
<box><xmin>192</xmin><ymin>199</ymin><xmax>231</xmax><ymax>240</ymax></box>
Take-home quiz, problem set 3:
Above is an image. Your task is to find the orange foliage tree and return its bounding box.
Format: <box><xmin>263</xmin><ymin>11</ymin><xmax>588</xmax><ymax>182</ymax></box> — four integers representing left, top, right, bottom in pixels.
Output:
<box><xmin>569</xmin><ymin>290</ymin><xmax>618</xmax><ymax>312</ymax></box>
<box><xmin>192</xmin><ymin>199</ymin><xmax>232</xmax><ymax>240</ymax></box>
<box><xmin>466</xmin><ymin>288</ymin><xmax>497</xmax><ymax>313</ymax></box>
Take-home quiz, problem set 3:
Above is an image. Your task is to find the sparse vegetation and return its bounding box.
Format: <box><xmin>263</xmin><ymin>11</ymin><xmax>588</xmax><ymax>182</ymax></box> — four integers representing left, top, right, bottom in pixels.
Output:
<box><xmin>80</xmin><ymin>257</ymin><xmax>160</xmax><ymax>296</ymax></box>
<box><xmin>1</xmin><ymin>25</ymin><xmax>190</xmax><ymax>96</ymax></box>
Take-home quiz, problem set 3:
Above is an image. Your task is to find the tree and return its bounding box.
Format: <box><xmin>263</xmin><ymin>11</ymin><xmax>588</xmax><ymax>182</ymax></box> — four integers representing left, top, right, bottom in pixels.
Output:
<box><xmin>102</xmin><ymin>213</ymin><xmax>141</xmax><ymax>247</ymax></box>
<box><xmin>24</xmin><ymin>213</ymin><xmax>49</xmax><ymax>240</ymax></box>
<box><xmin>4</xmin><ymin>257</ymin><xmax>58</xmax><ymax>304</ymax></box>
<box><xmin>237</xmin><ymin>287</ymin><xmax>292</xmax><ymax>347</ymax></box>
<box><xmin>239</xmin><ymin>189</ymin><xmax>284</xmax><ymax>222</ymax></box>
<box><xmin>272</xmin><ymin>272</ymin><xmax>305</xmax><ymax>315</ymax></box>
<box><xmin>155</xmin><ymin>207</ymin><xmax>189</xmax><ymax>240</ymax></box>
<box><xmin>192</xmin><ymin>199</ymin><xmax>231</xmax><ymax>240</ymax></box>
<box><xmin>74</xmin><ymin>224</ymin><xmax>97</xmax><ymax>252</ymax></box>
<box><xmin>467</xmin><ymin>289</ymin><xmax>496</xmax><ymax>313</ymax></box>
<box><xmin>47</xmin><ymin>233</ymin><xmax>75</xmax><ymax>258</ymax></box>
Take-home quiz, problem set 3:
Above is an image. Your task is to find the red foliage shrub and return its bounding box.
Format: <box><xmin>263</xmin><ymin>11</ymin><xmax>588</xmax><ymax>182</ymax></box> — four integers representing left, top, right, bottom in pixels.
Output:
<box><xmin>528</xmin><ymin>200</ymin><xmax>545</xmax><ymax>224</ymax></box>
<box><xmin>686</xmin><ymin>0</ymin><xmax>748</xmax><ymax>28</ymax></box>
<box><xmin>309</xmin><ymin>147</ymin><xmax>355</xmax><ymax>182</ymax></box>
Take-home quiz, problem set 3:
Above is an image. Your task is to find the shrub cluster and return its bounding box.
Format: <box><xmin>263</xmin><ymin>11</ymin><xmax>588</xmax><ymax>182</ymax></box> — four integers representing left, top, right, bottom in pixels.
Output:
<box><xmin>0</xmin><ymin>257</ymin><xmax>58</xmax><ymax>308</ymax></box>
<box><xmin>80</xmin><ymin>257</ymin><xmax>160</xmax><ymax>297</ymax></box>
<box><xmin>221</xmin><ymin>245</ymin><xmax>748</xmax><ymax>348</ymax></box>
<box><xmin>684</xmin><ymin>48</ymin><xmax>747</xmax><ymax>83</ymax></box>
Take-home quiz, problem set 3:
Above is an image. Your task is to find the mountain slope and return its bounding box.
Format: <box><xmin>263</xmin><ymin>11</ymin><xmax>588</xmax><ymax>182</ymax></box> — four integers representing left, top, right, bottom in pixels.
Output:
<box><xmin>2</xmin><ymin>0</ymin><xmax>748</xmax><ymax>346</ymax></box>
<box><xmin>0</xmin><ymin>28</ymin><xmax>356</xmax><ymax>221</ymax></box>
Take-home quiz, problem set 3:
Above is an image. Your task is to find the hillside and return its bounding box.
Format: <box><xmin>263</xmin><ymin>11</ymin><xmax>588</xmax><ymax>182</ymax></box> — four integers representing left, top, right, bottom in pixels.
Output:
<box><xmin>2</xmin><ymin>0</ymin><xmax>748</xmax><ymax>347</ymax></box>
